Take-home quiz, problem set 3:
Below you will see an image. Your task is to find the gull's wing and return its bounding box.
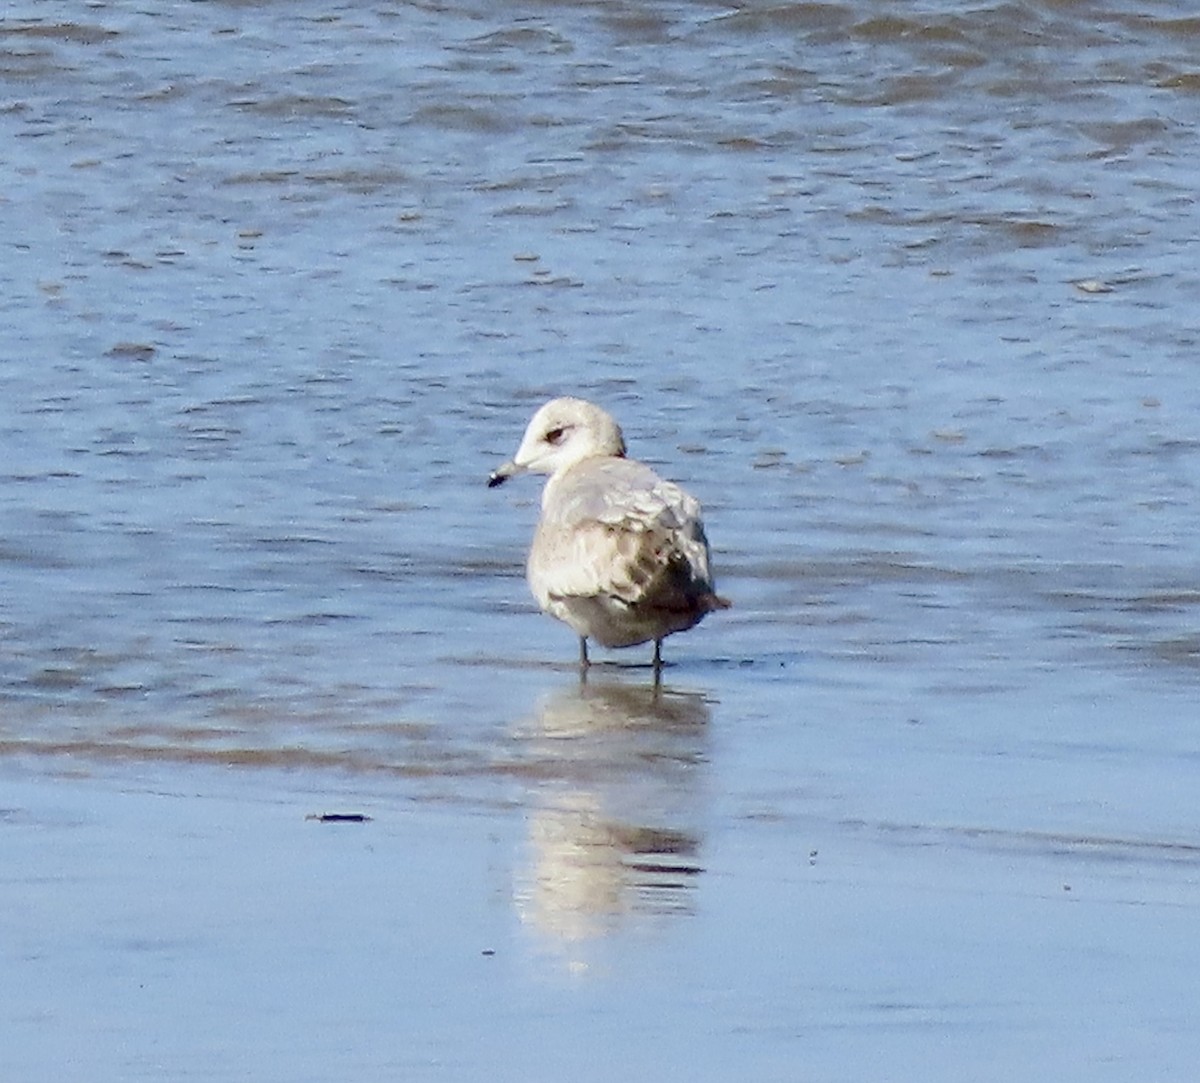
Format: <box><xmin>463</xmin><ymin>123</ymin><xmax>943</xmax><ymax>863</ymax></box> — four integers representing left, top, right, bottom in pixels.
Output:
<box><xmin>529</xmin><ymin>457</ymin><xmax>715</xmax><ymax>609</ymax></box>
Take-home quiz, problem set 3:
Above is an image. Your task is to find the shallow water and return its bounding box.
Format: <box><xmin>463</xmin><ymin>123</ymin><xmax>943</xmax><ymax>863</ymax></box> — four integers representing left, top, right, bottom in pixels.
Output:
<box><xmin>3</xmin><ymin>1</ymin><xmax>1200</xmax><ymax>1079</ymax></box>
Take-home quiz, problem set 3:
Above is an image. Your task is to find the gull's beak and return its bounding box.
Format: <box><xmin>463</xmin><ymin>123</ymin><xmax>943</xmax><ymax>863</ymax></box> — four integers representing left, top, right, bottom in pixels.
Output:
<box><xmin>487</xmin><ymin>459</ymin><xmax>520</xmax><ymax>488</ymax></box>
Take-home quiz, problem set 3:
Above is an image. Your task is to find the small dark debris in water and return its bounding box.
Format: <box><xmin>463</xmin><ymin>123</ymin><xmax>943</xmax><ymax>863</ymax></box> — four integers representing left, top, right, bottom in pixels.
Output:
<box><xmin>107</xmin><ymin>342</ymin><xmax>157</xmax><ymax>361</ymax></box>
<box><xmin>481</xmin><ymin>948</ymin><xmax>496</xmax><ymax>957</ymax></box>
<box><xmin>306</xmin><ymin>812</ymin><xmax>372</xmax><ymax>823</ymax></box>
<box><xmin>1063</xmin><ymin>883</ymin><xmax>1072</xmax><ymax>892</ymax></box>
<box><xmin>808</xmin><ymin>850</ymin><xmax>819</xmax><ymax>866</ymax></box>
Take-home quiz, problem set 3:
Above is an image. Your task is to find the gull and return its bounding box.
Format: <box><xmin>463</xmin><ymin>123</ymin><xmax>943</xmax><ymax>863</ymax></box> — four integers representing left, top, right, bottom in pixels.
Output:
<box><xmin>488</xmin><ymin>397</ymin><xmax>729</xmax><ymax>670</ymax></box>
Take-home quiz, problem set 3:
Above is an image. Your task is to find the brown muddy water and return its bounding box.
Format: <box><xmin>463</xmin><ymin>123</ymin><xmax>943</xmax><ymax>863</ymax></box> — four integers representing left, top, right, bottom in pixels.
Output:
<box><xmin>3</xmin><ymin>1</ymin><xmax>1200</xmax><ymax>1080</ymax></box>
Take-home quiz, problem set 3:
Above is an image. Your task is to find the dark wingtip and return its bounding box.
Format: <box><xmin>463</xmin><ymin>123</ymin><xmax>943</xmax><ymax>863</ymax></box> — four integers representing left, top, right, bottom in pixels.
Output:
<box><xmin>487</xmin><ymin>472</ymin><xmax>507</xmax><ymax>489</ymax></box>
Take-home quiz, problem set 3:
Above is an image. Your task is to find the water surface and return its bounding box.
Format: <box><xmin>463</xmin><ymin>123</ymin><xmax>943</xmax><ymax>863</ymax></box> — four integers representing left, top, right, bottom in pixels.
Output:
<box><xmin>3</xmin><ymin>2</ymin><xmax>1200</xmax><ymax>1079</ymax></box>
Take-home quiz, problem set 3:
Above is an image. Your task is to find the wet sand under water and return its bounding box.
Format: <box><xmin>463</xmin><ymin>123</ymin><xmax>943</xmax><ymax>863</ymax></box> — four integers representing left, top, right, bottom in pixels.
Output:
<box><xmin>4</xmin><ymin>652</ymin><xmax>1200</xmax><ymax>1083</ymax></box>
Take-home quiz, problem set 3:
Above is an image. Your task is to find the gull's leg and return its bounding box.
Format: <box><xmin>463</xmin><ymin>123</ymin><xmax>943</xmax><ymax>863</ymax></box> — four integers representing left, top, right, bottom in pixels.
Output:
<box><xmin>652</xmin><ymin>638</ymin><xmax>663</xmax><ymax>672</ymax></box>
<box><xmin>579</xmin><ymin>637</ymin><xmax>590</xmax><ymax>670</ymax></box>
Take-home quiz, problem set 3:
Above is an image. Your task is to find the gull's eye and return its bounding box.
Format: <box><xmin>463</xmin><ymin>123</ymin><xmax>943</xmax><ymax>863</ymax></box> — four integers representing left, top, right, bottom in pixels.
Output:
<box><xmin>545</xmin><ymin>425</ymin><xmax>568</xmax><ymax>446</ymax></box>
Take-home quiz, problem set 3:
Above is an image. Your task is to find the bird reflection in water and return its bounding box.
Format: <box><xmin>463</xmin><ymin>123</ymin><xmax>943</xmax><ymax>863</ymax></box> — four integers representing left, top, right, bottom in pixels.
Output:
<box><xmin>512</xmin><ymin>676</ymin><xmax>711</xmax><ymax>945</ymax></box>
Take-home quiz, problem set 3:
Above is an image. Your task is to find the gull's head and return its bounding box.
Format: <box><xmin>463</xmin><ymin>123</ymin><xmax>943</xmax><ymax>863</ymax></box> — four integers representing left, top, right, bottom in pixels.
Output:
<box><xmin>488</xmin><ymin>397</ymin><xmax>626</xmax><ymax>487</ymax></box>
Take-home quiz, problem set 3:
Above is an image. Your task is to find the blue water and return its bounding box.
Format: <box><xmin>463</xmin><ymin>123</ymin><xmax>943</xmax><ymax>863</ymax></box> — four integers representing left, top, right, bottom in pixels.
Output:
<box><xmin>3</xmin><ymin>1</ymin><xmax>1200</xmax><ymax>1079</ymax></box>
